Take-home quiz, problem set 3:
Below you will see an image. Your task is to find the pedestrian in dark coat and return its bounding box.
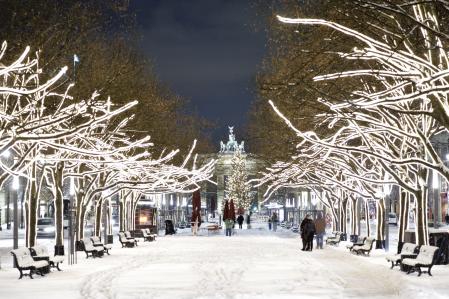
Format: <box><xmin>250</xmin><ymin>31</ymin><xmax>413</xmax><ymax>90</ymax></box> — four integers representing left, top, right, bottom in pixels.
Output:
<box><xmin>304</xmin><ymin>216</ymin><xmax>316</xmax><ymax>251</ymax></box>
<box><xmin>300</xmin><ymin>216</ymin><xmax>308</xmax><ymax>250</ymax></box>
<box><xmin>237</xmin><ymin>214</ymin><xmax>244</xmax><ymax>229</ymax></box>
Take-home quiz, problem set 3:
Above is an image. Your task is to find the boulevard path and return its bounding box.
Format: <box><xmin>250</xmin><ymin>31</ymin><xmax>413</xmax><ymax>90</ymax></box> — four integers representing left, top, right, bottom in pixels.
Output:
<box><xmin>0</xmin><ymin>226</ymin><xmax>448</xmax><ymax>299</ymax></box>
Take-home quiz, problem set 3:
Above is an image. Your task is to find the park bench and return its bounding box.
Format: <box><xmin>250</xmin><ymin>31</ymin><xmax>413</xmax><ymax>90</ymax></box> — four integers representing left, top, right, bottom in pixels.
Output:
<box><xmin>145</xmin><ymin>228</ymin><xmax>157</xmax><ymax>240</ymax></box>
<box><xmin>142</xmin><ymin>228</ymin><xmax>157</xmax><ymax>241</ymax></box>
<box><xmin>91</xmin><ymin>236</ymin><xmax>112</xmax><ymax>255</ymax></box>
<box><xmin>346</xmin><ymin>236</ymin><xmax>366</xmax><ymax>251</ymax></box>
<box><xmin>207</xmin><ymin>224</ymin><xmax>220</xmax><ymax>235</ymax></box>
<box><xmin>10</xmin><ymin>247</ymin><xmax>49</xmax><ymax>279</ymax></box>
<box><xmin>351</xmin><ymin>237</ymin><xmax>376</xmax><ymax>256</ymax></box>
<box><xmin>81</xmin><ymin>237</ymin><xmax>103</xmax><ymax>258</ymax></box>
<box><xmin>402</xmin><ymin>245</ymin><xmax>439</xmax><ymax>276</ymax></box>
<box><xmin>118</xmin><ymin>232</ymin><xmax>136</xmax><ymax>248</ymax></box>
<box><xmin>326</xmin><ymin>232</ymin><xmax>342</xmax><ymax>246</ymax></box>
<box><xmin>385</xmin><ymin>243</ymin><xmax>418</xmax><ymax>269</ymax></box>
<box><xmin>125</xmin><ymin>231</ymin><xmax>139</xmax><ymax>246</ymax></box>
<box><xmin>30</xmin><ymin>245</ymin><xmax>65</xmax><ymax>271</ymax></box>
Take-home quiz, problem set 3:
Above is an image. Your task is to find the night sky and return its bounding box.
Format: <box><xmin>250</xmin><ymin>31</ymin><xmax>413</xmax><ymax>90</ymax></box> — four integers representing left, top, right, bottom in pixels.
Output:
<box><xmin>130</xmin><ymin>0</ymin><xmax>267</xmax><ymax>144</ymax></box>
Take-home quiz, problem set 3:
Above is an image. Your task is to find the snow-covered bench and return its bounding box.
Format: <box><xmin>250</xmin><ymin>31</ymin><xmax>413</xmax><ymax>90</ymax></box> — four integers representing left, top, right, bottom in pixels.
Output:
<box><xmin>30</xmin><ymin>245</ymin><xmax>65</xmax><ymax>271</ymax></box>
<box><xmin>145</xmin><ymin>228</ymin><xmax>157</xmax><ymax>240</ymax></box>
<box><xmin>91</xmin><ymin>236</ymin><xmax>112</xmax><ymax>255</ymax></box>
<box><xmin>125</xmin><ymin>231</ymin><xmax>139</xmax><ymax>246</ymax></box>
<box><xmin>10</xmin><ymin>247</ymin><xmax>49</xmax><ymax>279</ymax></box>
<box><xmin>141</xmin><ymin>229</ymin><xmax>156</xmax><ymax>242</ymax></box>
<box><xmin>385</xmin><ymin>243</ymin><xmax>417</xmax><ymax>269</ymax></box>
<box><xmin>351</xmin><ymin>237</ymin><xmax>376</xmax><ymax>256</ymax></box>
<box><xmin>81</xmin><ymin>237</ymin><xmax>103</xmax><ymax>258</ymax></box>
<box><xmin>402</xmin><ymin>245</ymin><xmax>439</xmax><ymax>276</ymax></box>
<box><xmin>346</xmin><ymin>236</ymin><xmax>366</xmax><ymax>251</ymax></box>
<box><xmin>326</xmin><ymin>232</ymin><xmax>342</xmax><ymax>246</ymax></box>
<box><xmin>118</xmin><ymin>232</ymin><xmax>136</xmax><ymax>248</ymax></box>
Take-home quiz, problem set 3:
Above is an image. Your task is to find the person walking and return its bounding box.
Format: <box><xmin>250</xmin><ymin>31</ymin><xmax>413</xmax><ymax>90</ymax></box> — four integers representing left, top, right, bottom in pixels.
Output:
<box><xmin>314</xmin><ymin>213</ymin><xmax>326</xmax><ymax>249</ymax></box>
<box><xmin>225</xmin><ymin>218</ymin><xmax>233</xmax><ymax>237</ymax></box>
<box><xmin>268</xmin><ymin>218</ymin><xmax>272</xmax><ymax>230</ymax></box>
<box><xmin>237</xmin><ymin>214</ymin><xmax>244</xmax><ymax>229</ymax></box>
<box><xmin>304</xmin><ymin>214</ymin><xmax>316</xmax><ymax>251</ymax></box>
<box><xmin>272</xmin><ymin>212</ymin><xmax>278</xmax><ymax>232</ymax></box>
<box><xmin>300</xmin><ymin>215</ymin><xmax>308</xmax><ymax>250</ymax></box>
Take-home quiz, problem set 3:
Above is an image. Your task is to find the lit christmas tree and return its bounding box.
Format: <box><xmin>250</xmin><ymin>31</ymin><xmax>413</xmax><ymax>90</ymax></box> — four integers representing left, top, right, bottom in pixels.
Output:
<box><xmin>226</xmin><ymin>150</ymin><xmax>251</xmax><ymax>212</ymax></box>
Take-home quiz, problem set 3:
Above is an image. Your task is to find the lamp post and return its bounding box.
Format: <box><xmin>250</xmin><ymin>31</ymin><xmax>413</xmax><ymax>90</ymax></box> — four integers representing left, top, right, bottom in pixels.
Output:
<box><xmin>68</xmin><ymin>177</ymin><xmax>76</xmax><ymax>265</ymax></box>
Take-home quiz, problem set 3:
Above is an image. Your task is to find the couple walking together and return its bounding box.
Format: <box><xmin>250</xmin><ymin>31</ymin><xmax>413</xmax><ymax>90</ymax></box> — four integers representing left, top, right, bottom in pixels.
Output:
<box><xmin>300</xmin><ymin>213</ymin><xmax>326</xmax><ymax>251</ymax></box>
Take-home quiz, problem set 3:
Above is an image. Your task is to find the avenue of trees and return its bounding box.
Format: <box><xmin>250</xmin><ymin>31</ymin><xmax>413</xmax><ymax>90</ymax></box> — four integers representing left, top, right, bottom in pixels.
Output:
<box><xmin>252</xmin><ymin>0</ymin><xmax>449</xmax><ymax>247</ymax></box>
<box><xmin>0</xmin><ymin>0</ymin><xmax>215</xmax><ymax>253</ymax></box>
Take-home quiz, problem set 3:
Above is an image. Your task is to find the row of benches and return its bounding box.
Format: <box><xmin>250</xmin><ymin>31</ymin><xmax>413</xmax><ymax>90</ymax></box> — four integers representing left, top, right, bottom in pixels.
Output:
<box><xmin>117</xmin><ymin>229</ymin><xmax>157</xmax><ymax>248</ymax></box>
<box><xmin>327</xmin><ymin>232</ymin><xmax>440</xmax><ymax>276</ymax></box>
<box><xmin>10</xmin><ymin>230</ymin><xmax>157</xmax><ymax>279</ymax></box>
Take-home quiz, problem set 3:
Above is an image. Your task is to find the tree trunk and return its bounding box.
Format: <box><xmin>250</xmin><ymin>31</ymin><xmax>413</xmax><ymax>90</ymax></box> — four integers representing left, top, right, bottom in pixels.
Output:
<box><xmin>340</xmin><ymin>197</ymin><xmax>348</xmax><ymax>236</ymax></box>
<box><xmin>119</xmin><ymin>200</ymin><xmax>125</xmax><ymax>231</ymax></box>
<box><xmin>26</xmin><ymin>162</ymin><xmax>39</xmax><ymax>247</ymax></box>
<box><xmin>398</xmin><ymin>189</ymin><xmax>410</xmax><ymax>253</ymax></box>
<box><xmin>350</xmin><ymin>196</ymin><xmax>358</xmax><ymax>236</ymax></box>
<box><xmin>364</xmin><ymin>200</ymin><xmax>371</xmax><ymax>236</ymax></box>
<box><xmin>94</xmin><ymin>196</ymin><xmax>103</xmax><ymax>237</ymax></box>
<box><xmin>330</xmin><ymin>205</ymin><xmax>338</xmax><ymax>231</ymax></box>
<box><xmin>414</xmin><ymin>189</ymin><xmax>429</xmax><ymax>245</ymax></box>
<box><xmin>376</xmin><ymin>197</ymin><xmax>385</xmax><ymax>249</ymax></box>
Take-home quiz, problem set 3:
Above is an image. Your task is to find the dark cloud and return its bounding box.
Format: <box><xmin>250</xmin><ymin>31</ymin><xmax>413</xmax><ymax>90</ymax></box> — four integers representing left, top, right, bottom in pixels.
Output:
<box><xmin>130</xmin><ymin>0</ymin><xmax>266</xmax><ymax>143</ymax></box>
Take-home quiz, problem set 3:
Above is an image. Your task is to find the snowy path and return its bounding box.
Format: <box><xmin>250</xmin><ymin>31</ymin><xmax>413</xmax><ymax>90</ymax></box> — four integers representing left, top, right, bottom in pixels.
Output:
<box><xmin>1</xmin><ymin>229</ymin><xmax>449</xmax><ymax>299</ymax></box>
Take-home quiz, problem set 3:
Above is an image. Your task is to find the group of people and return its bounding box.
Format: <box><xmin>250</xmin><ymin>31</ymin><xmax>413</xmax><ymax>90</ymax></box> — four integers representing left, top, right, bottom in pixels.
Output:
<box><xmin>300</xmin><ymin>213</ymin><xmax>326</xmax><ymax>251</ymax></box>
<box><xmin>224</xmin><ymin>214</ymin><xmax>248</xmax><ymax>236</ymax></box>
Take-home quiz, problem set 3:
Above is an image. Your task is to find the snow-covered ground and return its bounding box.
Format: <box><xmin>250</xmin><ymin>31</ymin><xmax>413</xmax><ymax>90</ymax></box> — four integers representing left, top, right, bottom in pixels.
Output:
<box><xmin>1</xmin><ymin>223</ymin><xmax>449</xmax><ymax>299</ymax></box>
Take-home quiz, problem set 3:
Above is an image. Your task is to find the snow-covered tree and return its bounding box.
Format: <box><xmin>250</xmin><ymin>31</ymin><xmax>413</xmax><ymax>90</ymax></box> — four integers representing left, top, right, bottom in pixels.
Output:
<box><xmin>225</xmin><ymin>150</ymin><xmax>251</xmax><ymax>212</ymax></box>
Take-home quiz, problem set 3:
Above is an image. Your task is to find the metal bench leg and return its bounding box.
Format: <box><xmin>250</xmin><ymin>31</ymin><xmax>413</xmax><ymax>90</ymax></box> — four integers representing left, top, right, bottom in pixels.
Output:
<box><xmin>418</xmin><ymin>267</ymin><xmax>422</xmax><ymax>277</ymax></box>
<box><xmin>390</xmin><ymin>262</ymin><xmax>394</xmax><ymax>269</ymax></box>
<box><xmin>428</xmin><ymin>266</ymin><xmax>432</xmax><ymax>276</ymax></box>
<box><xmin>18</xmin><ymin>269</ymin><xmax>24</xmax><ymax>279</ymax></box>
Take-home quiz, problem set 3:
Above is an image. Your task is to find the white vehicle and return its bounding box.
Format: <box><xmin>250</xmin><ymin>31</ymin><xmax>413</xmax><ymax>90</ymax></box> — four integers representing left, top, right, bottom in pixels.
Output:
<box><xmin>36</xmin><ymin>218</ymin><xmax>55</xmax><ymax>238</ymax></box>
<box><xmin>388</xmin><ymin>213</ymin><xmax>398</xmax><ymax>225</ymax></box>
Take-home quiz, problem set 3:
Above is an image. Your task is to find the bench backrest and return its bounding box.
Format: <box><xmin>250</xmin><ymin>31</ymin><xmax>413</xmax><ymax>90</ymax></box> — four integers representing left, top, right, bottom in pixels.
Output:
<box><xmin>362</xmin><ymin>237</ymin><xmax>376</xmax><ymax>250</ymax></box>
<box><xmin>31</xmin><ymin>245</ymin><xmax>49</xmax><ymax>257</ymax></box>
<box><xmin>118</xmin><ymin>232</ymin><xmax>128</xmax><ymax>242</ymax></box>
<box><xmin>401</xmin><ymin>243</ymin><xmax>417</xmax><ymax>255</ymax></box>
<box><xmin>91</xmin><ymin>236</ymin><xmax>101</xmax><ymax>244</ymax></box>
<box><xmin>82</xmin><ymin>237</ymin><xmax>96</xmax><ymax>251</ymax></box>
<box><xmin>141</xmin><ymin>229</ymin><xmax>149</xmax><ymax>236</ymax></box>
<box><xmin>125</xmin><ymin>231</ymin><xmax>132</xmax><ymax>238</ymax></box>
<box><xmin>416</xmin><ymin>245</ymin><xmax>439</xmax><ymax>264</ymax></box>
<box><xmin>357</xmin><ymin>236</ymin><xmax>367</xmax><ymax>244</ymax></box>
<box><xmin>11</xmin><ymin>248</ymin><xmax>35</xmax><ymax>267</ymax></box>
